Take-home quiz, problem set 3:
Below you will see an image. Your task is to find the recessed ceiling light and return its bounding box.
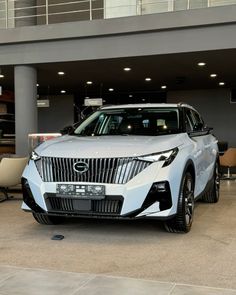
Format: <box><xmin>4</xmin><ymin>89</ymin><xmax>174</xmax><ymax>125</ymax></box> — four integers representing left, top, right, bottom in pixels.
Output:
<box><xmin>129</xmin><ymin>94</ymin><xmax>133</xmax><ymax>98</ymax></box>
<box><xmin>109</xmin><ymin>88</ymin><xmax>114</xmax><ymax>92</ymax></box>
<box><xmin>198</xmin><ymin>62</ymin><xmax>206</xmax><ymax>67</ymax></box>
<box><xmin>210</xmin><ymin>74</ymin><xmax>217</xmax><ymax>78</ymax></box>
<box><xmin>219</xmin><ymin>82</ymin><xmax>225</xmax><ymax>86</ymax></box>
<box><xmin>58</xmin><ymin>71</ymin><xmax>65</xmax><ymax>75</ymax></box>
<box><xmin>86</xmin><ymin>81</ymin><xmax>93</xmax><ymax>85</ymax></box>
<box><xmin>145</xmin><ymin>77</ymin><xmax>152</xmax><ymax>82</ymax></box>
<box><xmin>0</xmin><ymin>74</ymin><xmax>4</xmax><ymax>78</ymax></box>
<box><xmin>61</xmin><ymin>90</ymin><xmax>66</xmax><ymax>94</ymax></box>
<box><xmin>124</xmin><ymin>67</ymin><xmax>131</xmax><ymax>71</ymax></box>
<box><xmin>142</xmin><ymin>99</ymin><xmax>146</xmax><ymax>101</ymax></box>
<box><xmin>36</xmin><ymin>83</ymin><xmax>39</xmax><ymax>87</ymax></box>
<box><xmin>161</xmin><ymin>85</ymin><xmax>167</xmax><ymax>89</ymax></box>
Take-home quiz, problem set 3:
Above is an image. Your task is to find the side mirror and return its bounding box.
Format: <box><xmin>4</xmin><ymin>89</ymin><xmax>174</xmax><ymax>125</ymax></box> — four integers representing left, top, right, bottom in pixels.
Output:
<box><xmin>60</xmin><ymin>125</ymin><xmax>74</xmax><ymax>135</ymax></box>
<box><xmin>188</xmin><ymin>125</ymin><xmax>213</xmax><ymax>137</ymax></box>
<box><xmin>203</xmin><ymin>126</ymin><xmax>213</xmax><ymax>133</ymax></box>
<box><xmin>193</xmin><ymin>122</ymin><xmax>204</xmax><ymax>131</ymax></box>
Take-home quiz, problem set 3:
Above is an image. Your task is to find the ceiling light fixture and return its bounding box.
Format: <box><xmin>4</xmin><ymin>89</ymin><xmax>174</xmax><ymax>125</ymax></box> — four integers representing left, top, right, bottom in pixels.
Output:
<box><xmin>145</xmin><ymin>77</ymin><xmax>152</xmax><ymax>82</ymax></box>
<box><xmin>86</xmin><ymin>81</ymin><xmax>93</xmax><ymax>85</ymax></box>
<box><xmin>129</xmin><ymin>94</ymin><xmax>133</xmax><ymax>98</ymax></box>
<box><xmin>219</xmin><ymin>82</ymin><xmax>225</xmax><ymax>86</ymax></box>
<box><xmin>61</xmin><ymin>90</ymin><xmax>66</xmax><ymax>94</ymax></box>
<box><xmin>198</xmin><ymin>62</ymin><xmax>206</xmax><ymax>67</ymax></box>
<box><xmin>210</xmin><ymin>74</ymin><xmax>217</xmax><ymax>78</ymax></box>
<box><xmin>161</xmin><ymin>85</ymin><xmax>167</xmax><ymax>89</ymax></box>
<box><xmin>124</xmin><ymin>67</ymin><xmax>131</xmax><ymax>71</ymax></box>
<box><xmin>58</xmin><ymin>71</ymin><xmax>65</xmax><ymax>75</ymax></box>
<box><xmin>109</xmin><ymin>88</ymin><xmax>114</xmax><ymax>92</ymax></box>
<box><xmin>36</xmin><ymin>83</ymin><xmax>39</xmax><ymax>87</ymax></box>
<box><xmin>0</xmin><ymin>74</ymin><xmax>4</xmax><ymax>78</ymax></box>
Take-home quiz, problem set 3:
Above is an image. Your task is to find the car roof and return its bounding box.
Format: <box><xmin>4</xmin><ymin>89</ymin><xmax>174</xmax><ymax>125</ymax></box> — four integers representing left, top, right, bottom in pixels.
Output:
<box><xmin>100</xmin><ymin>103</ymin><xmax>196</xmax><ymax>110</ymax></box>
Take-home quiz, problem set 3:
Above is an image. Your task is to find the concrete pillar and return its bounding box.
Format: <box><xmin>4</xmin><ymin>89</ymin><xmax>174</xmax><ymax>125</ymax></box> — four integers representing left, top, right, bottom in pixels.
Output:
<box><xmin>14</xmin><ymin>65</ymin><xmax>37</xmax><ymax>156</ymax></box>
<box><xmin>15</xmin><ymin>0</ymin><xmax>37</xmax><ymax>27</ymax></box>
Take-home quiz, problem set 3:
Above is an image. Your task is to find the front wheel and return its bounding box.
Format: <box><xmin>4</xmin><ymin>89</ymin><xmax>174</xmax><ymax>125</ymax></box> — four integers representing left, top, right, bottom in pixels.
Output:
<box><xmin>32</xmin><ymin>213</ymin><xmax>64</xmax><ymax>225</ymax></box>
<box><xmin>164</xmin><ymin>172</ymin><xmax>194</xmax><ymax>233</ymax></box>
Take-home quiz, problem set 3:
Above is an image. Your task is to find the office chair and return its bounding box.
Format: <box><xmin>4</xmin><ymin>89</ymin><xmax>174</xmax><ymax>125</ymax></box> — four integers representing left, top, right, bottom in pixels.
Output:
<box><xmin>219</xmin><ymin>148</ymin><xmax>236</xmax><ymax>179</ymax></box>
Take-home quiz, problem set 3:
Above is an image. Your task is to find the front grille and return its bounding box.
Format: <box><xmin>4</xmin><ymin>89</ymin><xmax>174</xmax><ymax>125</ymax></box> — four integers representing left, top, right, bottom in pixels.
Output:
<box><xmin>36</xmin><ymin>157</ymin><xmax>151</xmax><ymax>184</ymax></box>
<box><xmin>46</xmin><ymin>196</ymin><xmax>123</xmax><ymax>215</ymax></box>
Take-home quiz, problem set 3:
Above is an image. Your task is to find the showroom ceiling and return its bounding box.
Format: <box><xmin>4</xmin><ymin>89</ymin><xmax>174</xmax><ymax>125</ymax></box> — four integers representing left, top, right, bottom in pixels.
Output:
<box><xmin>1</xmin><ymin>48</ymin><xmax>236</xmax><ymax>104</ymax></box>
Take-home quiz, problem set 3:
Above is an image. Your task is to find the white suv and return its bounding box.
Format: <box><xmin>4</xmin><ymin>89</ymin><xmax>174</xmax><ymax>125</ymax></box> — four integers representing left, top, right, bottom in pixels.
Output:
<box><xmin>22</xmin><ymin>103</ymin><xmax>220</xmax><ymax>233</ymax></box>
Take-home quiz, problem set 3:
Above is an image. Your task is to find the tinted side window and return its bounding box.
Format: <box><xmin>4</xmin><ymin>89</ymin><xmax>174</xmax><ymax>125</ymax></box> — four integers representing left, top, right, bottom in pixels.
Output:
<box><xmin>191</xmin><ymin>110</ymin><xmax>204</xmax><ymax>131</ymax></box>
<box><xmin>185</xmin><ymin>108</ymin><xmax>195</xmax><ymax>132</ymax></box>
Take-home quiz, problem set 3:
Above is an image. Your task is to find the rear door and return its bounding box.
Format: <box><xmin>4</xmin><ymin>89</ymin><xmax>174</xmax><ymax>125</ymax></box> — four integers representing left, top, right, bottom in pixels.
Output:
<box><xmin>184</xmin><ymin>108</ymin><xmax>211</xmax><ymax>196</ymax></box>
<box><xmin>190</xmin><ymin>109</ymin><xmax>216</xmax><ymax>178</ymax></box>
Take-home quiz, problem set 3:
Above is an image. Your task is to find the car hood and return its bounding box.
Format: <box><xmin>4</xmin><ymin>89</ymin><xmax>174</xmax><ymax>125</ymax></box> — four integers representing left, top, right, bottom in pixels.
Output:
<box><xmin>35</xmin><ymin>134</ymin><xmax>186</xmax><ymax>158</ymax></box>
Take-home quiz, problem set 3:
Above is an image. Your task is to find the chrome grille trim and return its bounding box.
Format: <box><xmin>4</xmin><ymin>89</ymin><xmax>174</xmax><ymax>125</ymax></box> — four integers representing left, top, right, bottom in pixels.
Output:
<box><xmin>35</xmin><ymin>157</ymin><xmax>151</xmax><ymax>184</ymax></box>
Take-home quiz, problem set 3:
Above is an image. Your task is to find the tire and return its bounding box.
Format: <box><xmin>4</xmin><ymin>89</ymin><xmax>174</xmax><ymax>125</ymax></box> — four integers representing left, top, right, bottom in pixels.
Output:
<box><xmin>201</xmin><ymin>161</ymin><xmax>220</xmax><ymax>203</ymax></box>
<box><xmin>32</xmin><ymin>213</ymin><xmax>64</xmax><ymax>225</ymax></box>
<box><xmin>164</xmin><ymin>172</ymin><xmax>194</xmax><ymax>233</ymax></box>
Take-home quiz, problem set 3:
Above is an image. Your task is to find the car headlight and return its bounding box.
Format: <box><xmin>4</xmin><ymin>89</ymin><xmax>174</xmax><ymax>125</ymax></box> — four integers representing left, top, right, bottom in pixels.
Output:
<box><xmin>30</xmin><ymin>150</ymin><xmax>41</xmax><ymax>161</ymax></box>
<box><xmin>138</xmin><ymin>147</ymin><xmax>178</xmax><ymax>167</ymax></box>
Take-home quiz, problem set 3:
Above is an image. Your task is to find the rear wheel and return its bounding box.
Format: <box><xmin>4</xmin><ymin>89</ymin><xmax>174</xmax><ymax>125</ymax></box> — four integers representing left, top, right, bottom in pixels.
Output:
<box><xmin>164</xmin><ymin>172</ymin><xmax>194</xmax><ymax>233</ymax></box>
<box><xmin>32</xmin><ymin>213</ymin><xmax>64</xmax><ymax>225</ymax></box>
<box><xmin>202</xmin><ymin>161</ymin><xmax>220</xmax><ymax>203</ymax></box>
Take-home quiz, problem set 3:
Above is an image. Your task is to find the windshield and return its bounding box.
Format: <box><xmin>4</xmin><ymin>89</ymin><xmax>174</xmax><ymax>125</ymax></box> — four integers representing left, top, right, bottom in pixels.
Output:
<box><xmin>74</xmin><ymin>107</ymin><xmax>180</xmax><ymax>136</ymax></box>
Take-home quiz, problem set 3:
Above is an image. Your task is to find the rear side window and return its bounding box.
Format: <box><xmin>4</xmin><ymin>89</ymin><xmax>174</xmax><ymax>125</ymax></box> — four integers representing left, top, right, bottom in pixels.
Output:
<box><xmin>185</xmin><ymin>108</ymin><xmax>205</xmax><ymax>132</ymax></box>
<box><xmin>185</xmin><ymin>108</ymin><xmax>195</xmax><ymax>132</ymax></box>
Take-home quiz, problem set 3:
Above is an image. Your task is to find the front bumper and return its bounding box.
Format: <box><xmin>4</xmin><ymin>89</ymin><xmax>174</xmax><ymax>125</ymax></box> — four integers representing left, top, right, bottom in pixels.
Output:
<box><xmin>22</xmin><ymin>158</ymin><xmax>184</xmax><ymax>219</ymax></box>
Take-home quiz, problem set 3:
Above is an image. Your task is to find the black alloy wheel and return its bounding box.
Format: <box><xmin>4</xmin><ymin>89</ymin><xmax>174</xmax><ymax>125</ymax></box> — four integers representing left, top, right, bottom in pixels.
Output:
<box><xmin>165</xmin><ymin>172</ymin><xmax>194</xmax><ymax>233</ymax></box>
<box><xmin>213</xmin><ymin>161</ymin><xmax>220</xmax><ymax>202</ymax></box>
<box><xmin>32</xmin><ymin>212</ymin><xmax>64</xmax><ymax>225</ymax></box>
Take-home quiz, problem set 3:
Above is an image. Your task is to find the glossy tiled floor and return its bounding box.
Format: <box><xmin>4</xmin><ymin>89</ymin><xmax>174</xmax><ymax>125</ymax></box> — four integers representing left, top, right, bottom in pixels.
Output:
<box><xmin>0</xmin><ymin>180</ymin><xmax>236</xmax><ymax>294</ymax></box>
<box><xmin>1</xmin><ymin>266</ymin><xmax>236</xmax><ymax>295</ymax></box>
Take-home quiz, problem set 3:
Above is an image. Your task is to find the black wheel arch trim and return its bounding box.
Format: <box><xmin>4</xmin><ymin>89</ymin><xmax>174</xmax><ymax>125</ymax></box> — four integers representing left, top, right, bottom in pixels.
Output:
<box><xmin>181</xmin><ymin>159</ymin><xmax>196</xmax><ymax>189</ymax></box>
<box><xmin>195</xmin><ymin>156</ymin><xmax>220</xmax><ymax>201</ymax></box>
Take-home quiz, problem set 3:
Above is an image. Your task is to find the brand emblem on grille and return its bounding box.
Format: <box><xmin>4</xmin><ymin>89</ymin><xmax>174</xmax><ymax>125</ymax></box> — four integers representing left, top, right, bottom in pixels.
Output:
<box><xmin>73</xmin><ymin>161</ymin><xmax>89</xmax><ymax>173</ymax></box>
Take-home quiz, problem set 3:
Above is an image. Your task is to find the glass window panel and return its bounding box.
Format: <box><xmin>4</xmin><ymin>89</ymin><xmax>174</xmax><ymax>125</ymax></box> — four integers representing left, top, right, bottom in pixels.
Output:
<box><xmin>189</xmin><ymin>0</ymin><xmax>208</xmax><ymax>9</ymax></box>
<box><xmin>209</xmin><ymin>0</ymin><xmax>236</xmax><ymax>6</ymax></box>
<box><xmin>105</xmin><ymin>0</ymin><xmax>137</xmax><ymax>19</ymax></box>
<box><xmin>141</xmin><ymin>0</ymin><xmax>169</xmax><ymax>14</ymax></box>
<box><xmin>174</xmin><ymin>0</ymin><xmax>188</xmax><ymax>11</ymax></box>
<box><xmin>0</xmin><ymin>2</ymin><xmax>6</xmax><ymax>28</ymax></box>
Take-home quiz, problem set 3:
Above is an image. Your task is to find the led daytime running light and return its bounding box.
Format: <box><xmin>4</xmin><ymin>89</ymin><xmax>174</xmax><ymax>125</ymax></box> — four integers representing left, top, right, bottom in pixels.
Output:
<box><xmin>138</xmin><ymin>148</ymin><xmax>178</xmax><ymax>165</ymax></box>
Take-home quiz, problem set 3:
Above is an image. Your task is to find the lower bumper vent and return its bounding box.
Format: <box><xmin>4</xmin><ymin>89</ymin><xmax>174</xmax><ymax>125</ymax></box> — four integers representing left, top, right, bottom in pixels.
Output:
<box><xmin>45</xmin><ymin>195</ymin><xmax>123</xmax><ymax>216</ymax></box>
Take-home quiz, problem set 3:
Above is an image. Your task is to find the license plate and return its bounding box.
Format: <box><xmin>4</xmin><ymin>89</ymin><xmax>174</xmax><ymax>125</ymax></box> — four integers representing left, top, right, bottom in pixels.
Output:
<box><xmin>56</xmin><ymin>184</ymin><xmax>105</xmax><ymax>199</ymax></box>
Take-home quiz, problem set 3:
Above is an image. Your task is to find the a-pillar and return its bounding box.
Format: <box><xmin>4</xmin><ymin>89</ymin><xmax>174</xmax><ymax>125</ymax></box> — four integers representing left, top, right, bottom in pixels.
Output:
<box><xmin>14</xmin><ymin>65</ymin><xmax>37</xmax><ymax>156</ymax></box>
